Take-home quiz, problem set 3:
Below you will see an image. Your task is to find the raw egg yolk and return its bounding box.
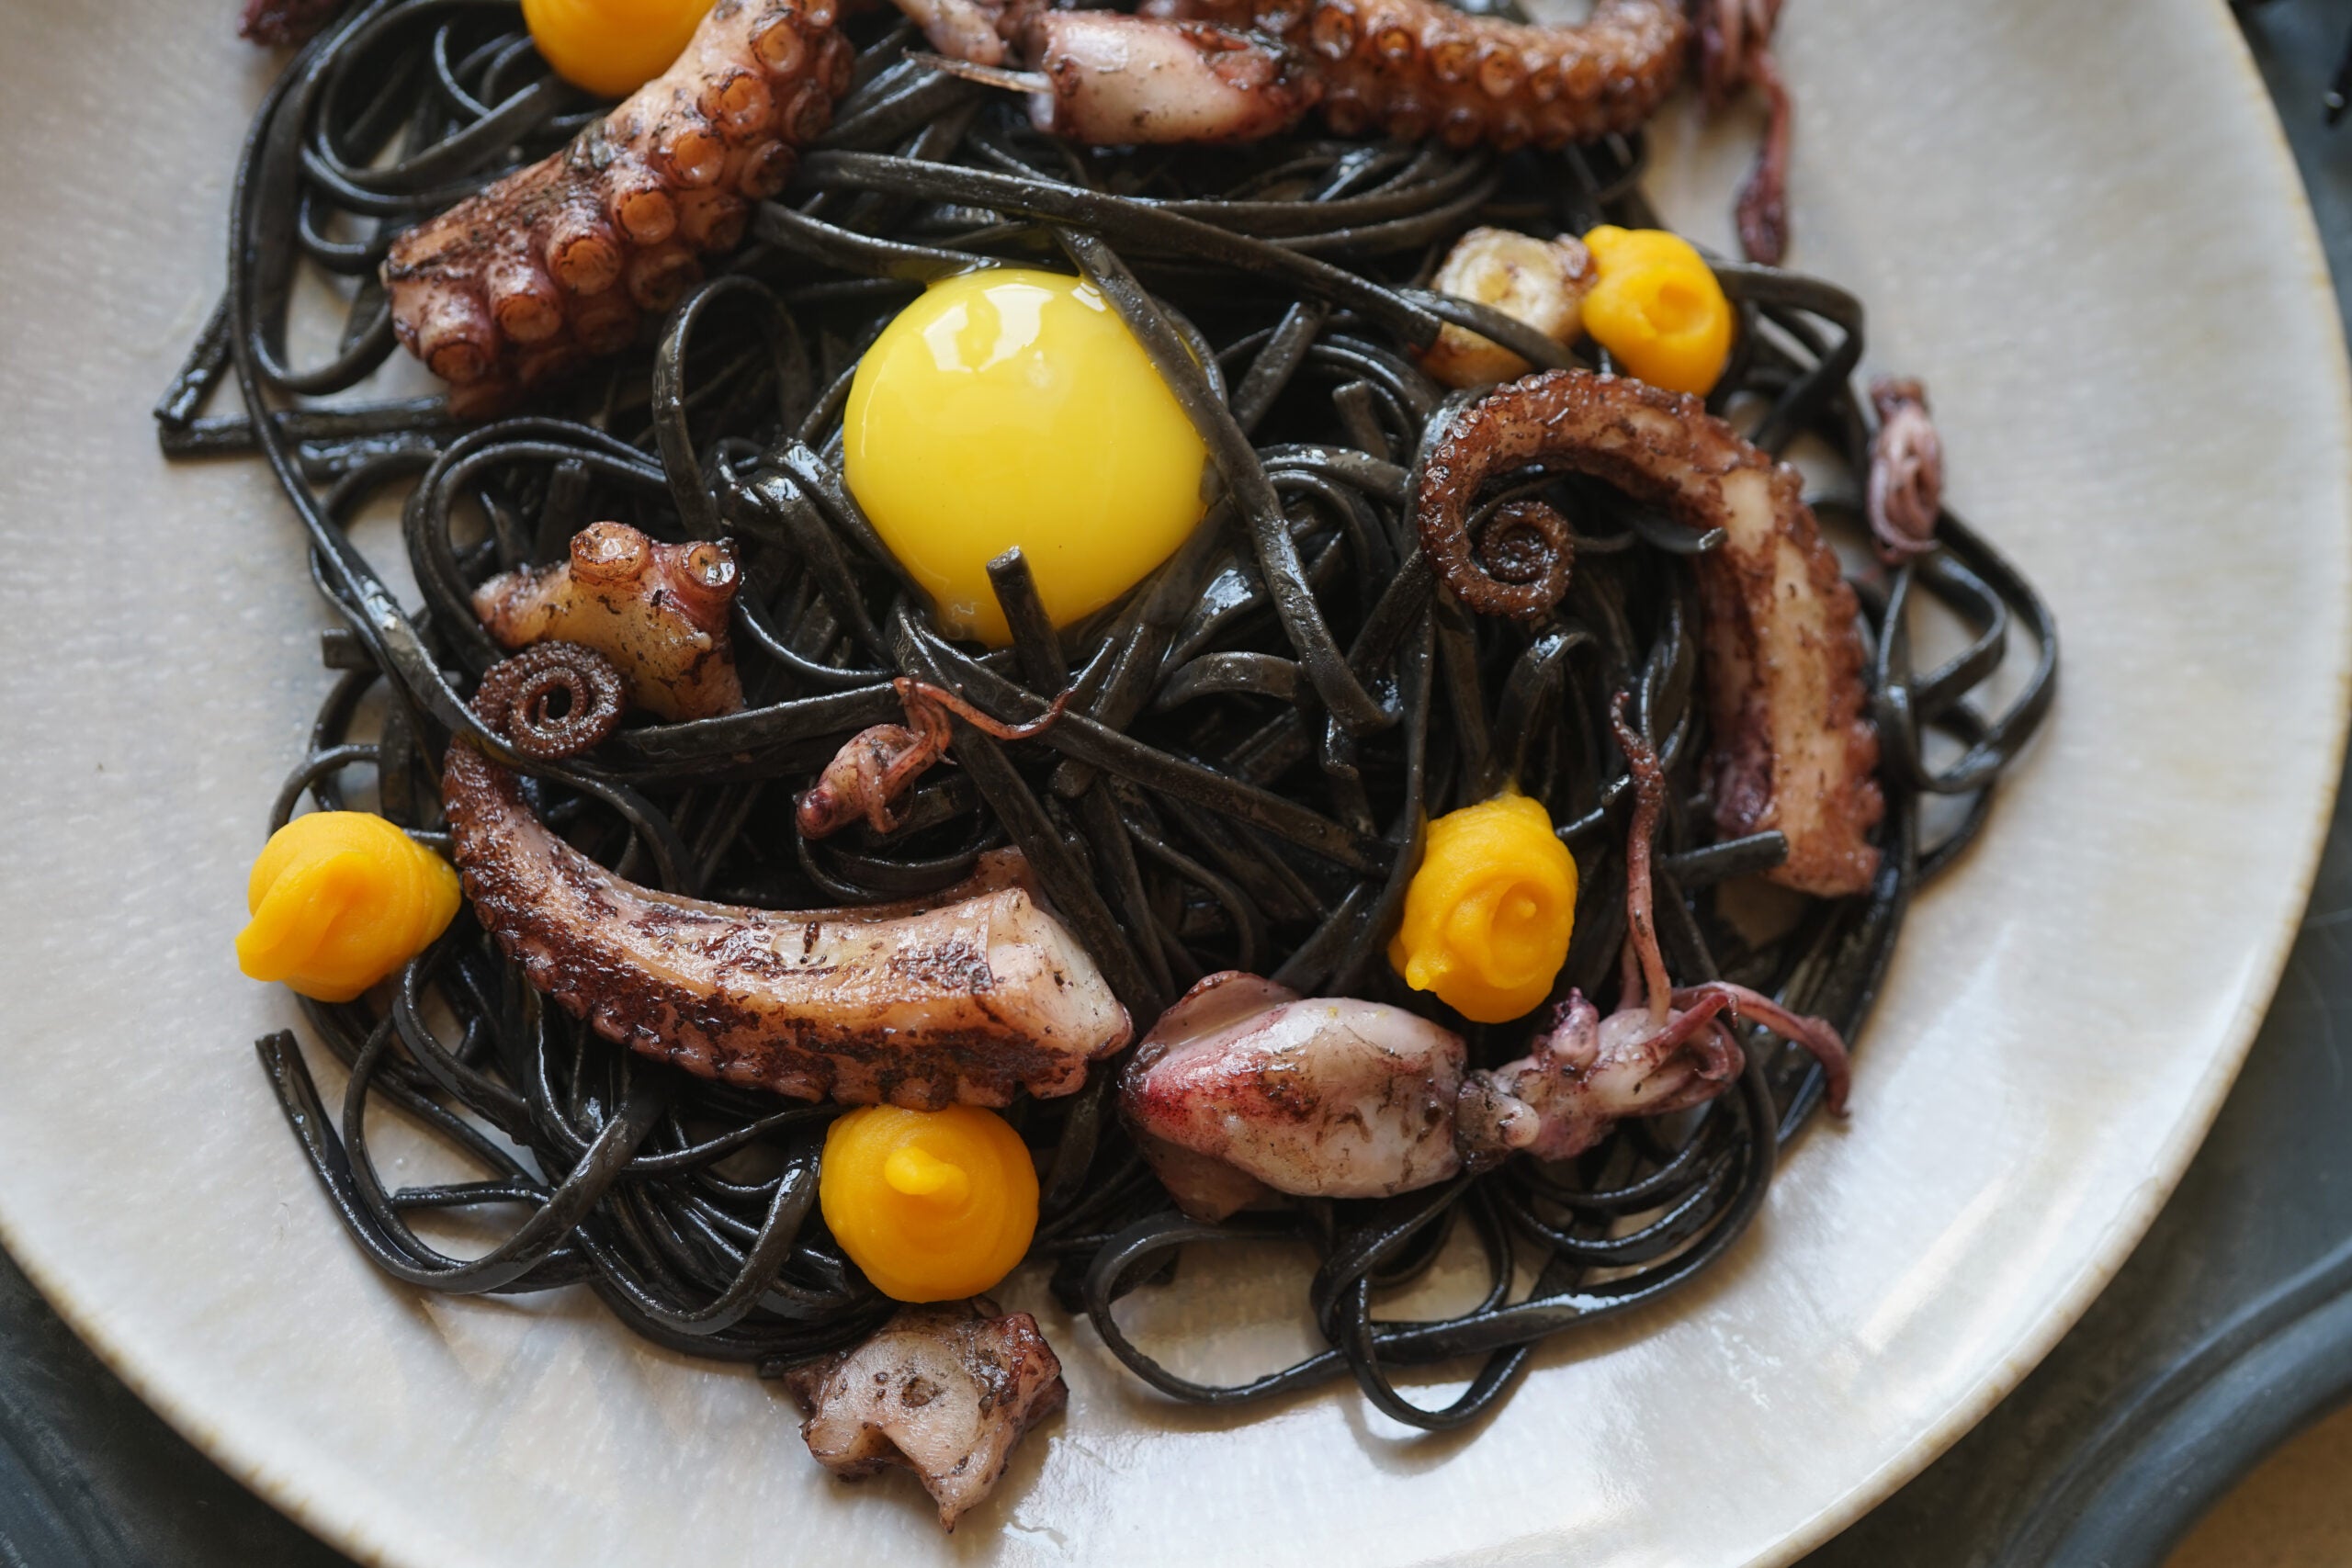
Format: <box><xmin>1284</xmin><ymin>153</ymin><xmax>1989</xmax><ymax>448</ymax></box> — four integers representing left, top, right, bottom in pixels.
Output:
<box><xmin>1389</xmin><ymin>792</ymin><xmax>1578</xmax><ymax>1024</ymax></box>
<box><xmin>843</xmin><ymin>268</ymin><xmax>1211</xmax><ymax>646</ymax></box>
<box><xmin>1580</xmin><ymin>226</ymin><xmax>1735</xmax><ymax>397</ymax></box>
<box><xmin>236</xmin><ymin>812</ymin><xmax>462</xmax><ymax>1002</ymax></box>
<box><xmin>820</xmin><ymin>1105</ymin><xmax>1038</xmax><ymax>1303</ymax></box>
<box><xmin>523</xmin><ymin>0</ymin><xmax>713</xmax><ymax>98</ymax></box>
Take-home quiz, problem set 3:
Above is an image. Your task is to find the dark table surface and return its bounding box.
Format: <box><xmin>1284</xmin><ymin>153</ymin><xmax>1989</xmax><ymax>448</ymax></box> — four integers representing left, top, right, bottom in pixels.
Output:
<box><xmin>7</xmin><ymin>6</ymin><xmax>2352</xmax><ymax>1565</ymax></box>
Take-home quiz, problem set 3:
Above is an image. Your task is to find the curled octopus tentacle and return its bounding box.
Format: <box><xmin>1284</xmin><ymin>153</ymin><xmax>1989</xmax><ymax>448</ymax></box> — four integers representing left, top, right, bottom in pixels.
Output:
<box><xmin>472</xmin><ymin>642</ymin><xmax>628</xmax><ymax>760</ymax></box>
<box><xmin>447</xmin><ymin>649</ymin><xmax>1131</xmax><ymax>1108</ymax></box>
<box><xmin>1866</xmin><ymin>377</ymin><xmax>1943</xmax><ymax>563</ymax></box>
<box><xmin>382</xmin><ymin>0</ymin><xmax>853</xmax><ymax>413</ymax></box>
<box><xmin>474</xmin><ymin>522</ymin><xmax>747</xmax><ymax>723</ymax></box>
<box><xmin>1417</xmin><ymin>368</ymin><xmax>1883</xmax><ymax>897</ymax></box>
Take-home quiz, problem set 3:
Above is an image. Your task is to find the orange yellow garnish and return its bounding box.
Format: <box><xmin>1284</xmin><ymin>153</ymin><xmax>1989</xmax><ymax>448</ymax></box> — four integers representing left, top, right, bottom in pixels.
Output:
<box><xmin>843</xmin><ymin>268</ymin><xmax>1211</xmax><ymax>646</ymax></box>
<box><xmin>522</xmin><ymin>0</ymin><xmax>714</xmax><ymax>98</ymax></box>
<box><xmin>236</xmin><ymin>812</ymin><xmax>462</xmax><ymax>1002</ymax></box>
<box><xmin>820</xmin><ymin>1105</ymin><xmax>1038</xmax><ymax>1303</ymax></box>
<box><xmin>1579</xmin><ymin>226</ymin><xmax>1735</xmax><ymax>397</ymax></box>
<box><xmin>1388</xmin><ymin>792</ymin><xmax>1578</xmax><ymax>1024</ymax></box>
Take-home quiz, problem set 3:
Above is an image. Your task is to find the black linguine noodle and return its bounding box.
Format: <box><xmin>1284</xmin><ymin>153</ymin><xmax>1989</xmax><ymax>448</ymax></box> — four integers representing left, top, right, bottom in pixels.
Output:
<box><xmin>163</xmin><ymin>0</ymin><xmax>2056</xmax><ymax>1432</ymax></box>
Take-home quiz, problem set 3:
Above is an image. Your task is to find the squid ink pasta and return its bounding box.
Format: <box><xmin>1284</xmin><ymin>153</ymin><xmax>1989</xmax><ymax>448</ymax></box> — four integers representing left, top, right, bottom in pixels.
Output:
<box><xmin>170</xmin><ymin>0</ymin><xmax>2057</xmax><ymax>1513</ymax></box>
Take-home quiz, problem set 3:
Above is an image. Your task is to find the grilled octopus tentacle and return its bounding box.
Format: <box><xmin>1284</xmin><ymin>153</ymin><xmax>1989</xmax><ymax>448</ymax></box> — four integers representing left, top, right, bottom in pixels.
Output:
<box><xmin>1417</xmin><ymin>368</ymin><xmax>1883</xmax><ymax>897</ymax></box>
<box><xmin>382</xmin><ymin>0</ymin><xmax>853</xmax><ymax>413</ymax></box>
<box><xmin>443</xmin><ymin>660</ymin><xmax>1133</xmax><ymax>1106</ymax></box>
<box><xmin>1112</xmin><ymin>0</ymin><xmax>1686</xmax><ymax>150</ymax></box>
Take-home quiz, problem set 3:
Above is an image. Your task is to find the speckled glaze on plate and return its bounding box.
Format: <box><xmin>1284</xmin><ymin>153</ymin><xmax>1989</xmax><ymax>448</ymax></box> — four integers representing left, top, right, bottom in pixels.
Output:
<box><xmin>0</xmin><ymin>2</ymin><xmax>2344</xmax><ymax>1564</ymax></box>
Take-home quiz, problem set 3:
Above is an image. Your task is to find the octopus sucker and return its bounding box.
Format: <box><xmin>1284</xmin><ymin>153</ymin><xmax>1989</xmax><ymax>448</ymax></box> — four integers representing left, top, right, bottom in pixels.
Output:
<box><xmin>1416</xmin><ymin>368</ymin><xmax>1883</xmax><ymax>897</ymax></box>
<box><xmin>442</xmin><ymin>671</ymin><xmax>1133</xmax><ymax>1106</ymax></box>
<box><xmin>784</xmin><ymin>1299</ymin><xmax>1068</xmax><ymax>1529</ymax></box>
<box><xmin>382</xmin><ymin>0</ymin><xmax>841</xmax><ymax>411</ymax></box>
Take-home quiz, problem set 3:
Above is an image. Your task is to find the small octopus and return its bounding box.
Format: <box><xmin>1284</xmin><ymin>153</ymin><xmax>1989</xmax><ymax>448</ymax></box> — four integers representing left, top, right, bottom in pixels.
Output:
<box><xmin>796</xmin><ymin>678</ymin><xmax>1071</xmax><ymax>840</ymax></box>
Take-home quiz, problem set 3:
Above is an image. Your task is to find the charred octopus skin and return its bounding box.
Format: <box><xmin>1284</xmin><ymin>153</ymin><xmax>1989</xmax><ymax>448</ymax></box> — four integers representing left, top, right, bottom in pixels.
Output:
<box><xmin>441</xmin><ymin>755</ymin><xmax>1136</xmax><ymax>1106</ymax></box>
<box><xmin>472</xmin><ymin>521</ymin><xmax>745</xmax><ymax>722</ymax></box>
<box><xmin>929</xmin><ymin>0</ymin><xmax>1687</xmax><ymax>150</ymax></box>
<box><xmin>441</xmin><ymin>648</ymin><xmax>1133</xmax><ymax>1108</ymax></box>
<box><xmin>783</xmin><ymin>1298</ymin><xmax>1068</xmax><ymax>1530</ymax></box>
<box><xmin>1132</xmin><ymin>0</ymin><xmax>1688</xmax><ymax>150</ymax></box>
<box><xmin>381</xmin><ymin>0</ymin><xmax>853</xmax><ymax>414</ymax></box>
<box><xmin>1417</xmin><ymin>368</ymin><xmax>1883</xmax><ymax>897</ymax></box>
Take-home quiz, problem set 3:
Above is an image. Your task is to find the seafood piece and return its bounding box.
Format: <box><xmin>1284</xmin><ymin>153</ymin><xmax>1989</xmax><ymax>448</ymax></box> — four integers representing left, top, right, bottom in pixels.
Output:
<box><xmin>1455</xmin><ymin>990</ymin><xmax>1744</xmax><ymax>1164</ymax></box>
<box><xmin>1695</xmin><ymin>0</ymin><xmax>1792</xmax><ymax>264</ymax></box>
<box><xmin>951</xmin><ymin>12</ymin><xmax>1322</xmax><ymax>145</ymax></box>
<box><xmin>797</xmin><ymin>679</ymin><xmax>1071</xmax><ymax>840</ymax></box>
<box><xmin>1456</xmin><ymin>695</ymin><xmax>1849</xmax><ymax>1165</ymax></box>
<box><xmin>1120</xmin><ymin>972</ymin><xmax>1466</xmax><ymax>1220</ymax></box>
<box><xmin>1866</xmin><ymin>376</ymin><xmax>1942</xmax><ymax>563</ymax></box>
<box><xmin>1126</xmin><ymin>696</ymin><xmax>1852</xmax><ymax>1213</ymax></box>
<box><xmin>783</xmin><ymin>1298</ymin><xmax>1067</xmax><ymax>1529</ymax></box>
<box><xmin>1417</xmin><ymin>368</ymin><xmax>1883</xmax><ymax>897</ymax></box>
<box><xmin>948</xmin><ymin>0</ymin><xmax>1689</xmax><ymax>152</ymax></box>
<box><xmin>382</xmin><ymin>0</ymin><xmax>854</xmax><ymax>412</ymax></box>
<box><xmin>1418</xmin><ymin>226</ymin><xmax>1597</xmax><ymax>390</ymax></box>
<box><xmin>472</xmin><ymin>521</ymin><xmax>744</xmax><ymax>722</ymax></box>
<box><xmin>444</xmin><ymin>647</ymin><xmax>1132</xmax><ymax>1107</ymax></box>
<box><xmin>238</xmin><ymin>0</ymin><xmax>342</xmax><ymax>45</ymax></box>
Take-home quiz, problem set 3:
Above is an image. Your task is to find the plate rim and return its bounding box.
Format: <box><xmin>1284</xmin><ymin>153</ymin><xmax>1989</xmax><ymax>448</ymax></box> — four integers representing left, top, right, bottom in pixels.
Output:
<box><xmin>1746</xmin><ymin>2</ymin><xmax>2352</xmax><ymax>1558</ymax></box>
<box><xmin>2</xmin><ymin>0</ymin><xmax>2349</xmax><ymax>1562</ymax></box>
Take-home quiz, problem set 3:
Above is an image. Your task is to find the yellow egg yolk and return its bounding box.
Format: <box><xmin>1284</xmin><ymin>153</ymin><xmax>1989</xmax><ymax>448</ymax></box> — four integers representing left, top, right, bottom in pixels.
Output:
<box><xmin>523</xmin><ymin>0</ymin><xmax>713</xmax><ymax>98</ymax></box>
<box><xmin>1388</xmin><ymin>792</ymin><xmax>1578</xmax><ymax>1024</ymax></box>
<box><xmin>842</xmin><ymin>268</ymin><xmax>1212</xmax><ymax>646</ymax></box>
<box><xmin>236</xmin><ymin>812</ymin><xmax>463</xmax><ymax>1002</ymax></box>
<box><xmin>1580</xmin><ymin>226</ymin><xmax>1736</xmax><ymax>397</ymax></box>
<box><xmin>820</xmin><ymin>1104</ymin><xmax>1039</xmax><ymax>1303</ymax></box>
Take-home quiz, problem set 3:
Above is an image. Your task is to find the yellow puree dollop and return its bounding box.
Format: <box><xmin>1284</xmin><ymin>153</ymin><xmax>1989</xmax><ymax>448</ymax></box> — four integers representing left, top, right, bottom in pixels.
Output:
<box><xmin>1579</xmin><ymin>226</ymin><xmax>1735</xmax><ymax>397</ymax></box>
<box><xmin>235</xmin><ymin>812</ymin><xmax>461</xmax><ymax>1002</ymax></box>
<box><xmin>1389</xmin><ymin>793</ymin><xmax>1578</xmax><ymax>1024</ymax></box>
<box><xmin>820</xmin><ymin>1105</ymin><xmax>1039</xmax><ymax>1303</ymax></box>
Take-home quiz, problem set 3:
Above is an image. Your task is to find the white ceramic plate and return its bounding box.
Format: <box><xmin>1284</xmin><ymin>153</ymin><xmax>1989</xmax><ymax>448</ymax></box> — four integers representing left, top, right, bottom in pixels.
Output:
<box><xmin>0</xmin><ymin>1</ymin><xmax>2345</xmax><ymax>1563</ymax></box>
